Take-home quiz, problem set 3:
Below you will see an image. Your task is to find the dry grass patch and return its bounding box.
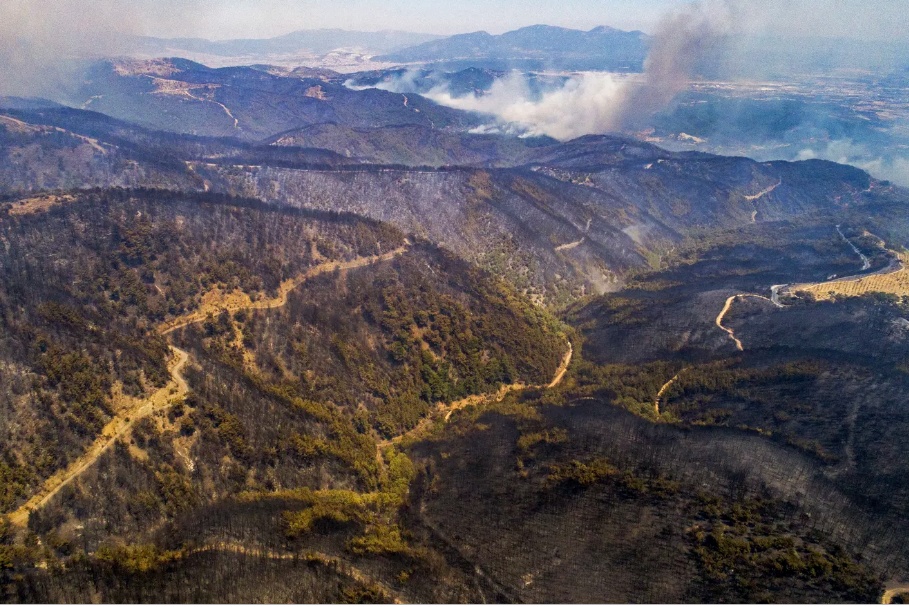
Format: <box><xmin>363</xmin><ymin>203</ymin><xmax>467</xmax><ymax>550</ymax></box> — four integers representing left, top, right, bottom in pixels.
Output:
<box><xmin>6</xmin><ymin>194</ymin><xmax>77</xmax><ymax>216</ymax></box>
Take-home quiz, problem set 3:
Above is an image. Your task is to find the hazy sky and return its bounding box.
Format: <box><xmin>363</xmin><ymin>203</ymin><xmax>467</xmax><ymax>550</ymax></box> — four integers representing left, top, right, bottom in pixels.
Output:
<box><xmin>1</xmin><ymin>0</ymin><xmax>908</xmax><ymax>99</ymax></box>
<box><xmin>8</xmin><ymin>0</ymin><xmax>909</xmax><ymax>41</ymax></box>
<box><xmin>140</xmin><ymin>0</ymin><xmax>687</xmax><ymax>38</ymax></box>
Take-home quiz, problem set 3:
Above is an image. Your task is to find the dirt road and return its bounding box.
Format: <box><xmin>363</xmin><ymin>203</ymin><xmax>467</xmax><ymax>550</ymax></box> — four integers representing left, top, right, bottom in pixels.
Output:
<box><xmin>8</xmin><ymin>346</ymin><xmax>189</xmax><ymax>527</ymax></box>
<box><xmin>715</xmin><ymin>295</ymin><xmax>745</xmax><ymax>351</ymax></box>
<box><xmin>882</xmin><ymin>585</ymin><xmax>909</xmax><ymax>604</ymax></box>
<box><xmin>160</xmin><ymin>245</ymin><xmax>410</xmax><ymax>336</ymax></box>
<box><xmin>8</xmin><ymin>246</ymin><xmax>410</xmax><ymax>526</ymax></box>
<box><xmin>715</xmin><ymin>293</ymin><xmax>780</xmax><ymax>351</ymax></box>
<box><xmin>744</xmin><ymin>179</ymin><xmax>781</xmax><ymax>201</ymax></box>
<box><xmin>654</xmin><ymin>368</ymin><xmax>686</xmax><ymax>415</ymax></box>
<box><xmin>836</xmin><ymin>224</ymin><xmax>871</xmax><ymax>270</ymax></box>
<box><xmin>379</xmin><ymin>339</ymin><xmax>573</xmax><ymax>449</ymax></box>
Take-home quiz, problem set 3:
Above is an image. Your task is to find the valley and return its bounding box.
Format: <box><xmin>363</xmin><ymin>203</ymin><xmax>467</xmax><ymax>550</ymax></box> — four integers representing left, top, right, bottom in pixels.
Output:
<box><xmin>1</xmin><ymin>13</ymin><xmax>909</xmax><ymax>602</ymax></box>
<box><xmin>1</xmin><ymin>111</ymin><xmax>907</xmax><ymax>603</ymax></box>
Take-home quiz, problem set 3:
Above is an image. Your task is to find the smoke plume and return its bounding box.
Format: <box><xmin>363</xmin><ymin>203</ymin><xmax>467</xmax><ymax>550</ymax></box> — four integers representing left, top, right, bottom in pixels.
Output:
<box><xmin>615</xmin><ymin>2</ymin><xmax>730</xmax><ymax>129</ymax></box>
<box><xmin>0</xmin><ymin>0</ymin><xmax>134</xmax><ymax>96</ymax></box>
<box><xmin>386</xmin><ymin>1</ymin><xmax>734</xmax><ymax>140</ymax></box>
<box><xmin>0</xmin><ymin>0</ymin><xmax>216</xmax><ymax>97</ymax></box>
<box><xmin>426</xmin><ymin>71</ymin><xmax>628</xmax><ymax>140</ymax></box>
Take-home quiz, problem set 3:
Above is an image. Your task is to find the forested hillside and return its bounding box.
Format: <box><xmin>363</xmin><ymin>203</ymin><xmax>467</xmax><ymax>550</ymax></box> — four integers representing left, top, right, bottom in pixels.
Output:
<box><xmin>1</xmin><ymin>105</ymin><xmax>884</xmax><ymax>307</ymax></box>
<box><xmin>1</xmin><ymin>49</ymin><xmax>909</xmax><ymax>602</ymax></box>
<box><xmin>0</xmin><ymin>189</ymin><xmax>408</xmax><ymax>512</ymax></box>
<box><xmin>0</xmin><ymin>188</ymin><xmax>563</xmax><ymax>567</ymax></box>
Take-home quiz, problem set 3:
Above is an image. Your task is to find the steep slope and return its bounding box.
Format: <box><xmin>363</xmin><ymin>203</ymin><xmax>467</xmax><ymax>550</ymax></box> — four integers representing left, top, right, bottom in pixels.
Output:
<box><xmin>345</xmin><ymin>66</ymin><xmax>506</xmax><ymax>98</ymax></box>
<box><xmin>374</xmin><ymin>206</ymin><xmax>909</xmax><ymax>603</ymax></box>
<box><xmin>406</xmin><ymin>397</ymin><xmax>885</xmax><ymax>603</ymax></box>
<box><xmin>267</xmin><ymin>123</ymin><xmax>555</xmax><ymax>166</ymax></box>
<box><xmin>561</xmin><ymin>210</ymin><xmax>909</xmax><ymax>588</ymax></box>
<box><xmin>0</xmin><ymin>189</ymin><xmax>408</xmax><ymax>515</ymax></box>
<box><xmin>0</xmin><ymin>105</ymin><xmax>367</xmax><ymax>181</ymax></box>
<box><xmin>195</xmin><ymin>143</ymin><xmax>878</xmax><ymax>304</ymax></box>
<box><xmin>0</xmin><ymin>113</ymin><xmax>198</xmax><ymax>192</ymax></box>
<box><xmin>0</xmin><ymin>188</ymin><xmax>567</xmax><ymax>603</ymax></box>
<box><xmin>1</xmin><ymin>56</ymin><xmax>908</xmax><ymax>604</ymax></box>
<box><xmin>0</xmin><ymin>105</ymin><xmax>884</xmax><ymax>307</ymax></box>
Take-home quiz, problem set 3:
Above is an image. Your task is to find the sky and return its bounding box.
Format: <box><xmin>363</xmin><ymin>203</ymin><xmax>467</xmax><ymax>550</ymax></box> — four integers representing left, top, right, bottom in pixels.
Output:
<box><xmin>2</xmin><ymin>0</ymin><xmax>908</xmax><ymax>98</ymax></box>
<box><xmin>134</xmin><ymin>0</ymin><xmax>689</xmax><ymax>38</ymax></box>
<box><xmin>0</xmin><ymin>0</ymin><xmax>677</xmax><ymax>44</ymax></box>
<box><xmin>7</xmin><ymin>0</ymin><xmax>909</xmax><ymax>41</ymax></box>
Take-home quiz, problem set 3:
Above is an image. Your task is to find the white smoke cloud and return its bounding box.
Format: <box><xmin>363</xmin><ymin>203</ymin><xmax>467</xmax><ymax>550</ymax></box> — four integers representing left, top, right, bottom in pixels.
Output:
<box><xmin>361</xmin><ymin>1</ymin><xmax>733</xmax><ymax>140</ymax></box>
<box><xmin>346</xmin><ymin>69</ymin><xmax>426</xmax><ymax>95</ymax></box>
<box><xmin>426</xmin><ymin>71</ymin><xmax>631</xmax><ymax>140</ymax></box>
<box><xmin>0</xmin><ymin>0</ymin><xmax>231</xmax><ymax>97</ymax></box>
<box><xmin>347</xmin><ymin>69</ymin><xmax>612</xmax><ymax>138</ymax></box>
<box><xmin>347</xmin><ymin>69</ymin><xmax>632</xmax><ymax>139</ymax></box>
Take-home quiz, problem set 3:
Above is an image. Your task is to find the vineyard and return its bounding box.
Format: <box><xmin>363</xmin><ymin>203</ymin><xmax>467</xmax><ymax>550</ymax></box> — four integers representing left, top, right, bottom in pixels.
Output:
<box><xmin>794</xmin><ymin>251</ymin><xmax>909</xmax><ymax>300</ymax></box>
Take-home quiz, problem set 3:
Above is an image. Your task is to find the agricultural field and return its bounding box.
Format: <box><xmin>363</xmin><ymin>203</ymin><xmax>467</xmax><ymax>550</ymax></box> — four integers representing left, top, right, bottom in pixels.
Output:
<box><xmin>794</xmin><ymin>250</ymin><xmax>909</xmax><ymax>301</ymax></box>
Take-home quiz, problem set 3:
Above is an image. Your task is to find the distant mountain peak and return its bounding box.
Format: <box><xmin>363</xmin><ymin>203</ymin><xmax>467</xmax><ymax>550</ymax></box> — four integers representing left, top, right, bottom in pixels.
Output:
<box><xmin>447</xmin><ymin>31</ymin><xmax>496</xmax><ymax>40</ymax></box>
<box><xmin>377</xmin><ymin>24</ymin><xmax>650</xmax><ymax>71</ymax></box>
<box><xmin>509</xmin><ymin>24</ymin><xmax>576</xmax><ymax>33</ymax></box>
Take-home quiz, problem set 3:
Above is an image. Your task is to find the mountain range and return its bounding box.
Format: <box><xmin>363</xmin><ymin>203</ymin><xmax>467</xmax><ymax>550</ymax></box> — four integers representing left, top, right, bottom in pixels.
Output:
<box><xmin>1</xmin><ymin>44</ymin><xmax>909</xmax><ymax>604</ymax></box>
<box><xmin>65</xmin><ymin>58</ymin><xmax>478</xmax><ymax>140</ymax></box>
<box><xmin>376</xmin><ymin>24</ymin><xmax>650</xmax><ymax>71</ymax></box>
<box><xmin>101</xmin><ymin>24</ymin><xmax>909</xmax><ymax>78</ymax></box>
<box><xmin>113</xmin><ymin>24</ymin><xmax>650</xmax><ymax>71</ymax></box>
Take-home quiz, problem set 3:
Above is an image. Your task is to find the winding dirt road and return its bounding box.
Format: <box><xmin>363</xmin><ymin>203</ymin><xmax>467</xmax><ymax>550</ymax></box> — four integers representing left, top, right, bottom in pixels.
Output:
<box><xmin>715</xmin><ymin>293</ymin><xmax>782</xmax><ymax>351</ymax></box>
<box><xmin>654</xmin><ymin>368</ymin><xmax>687</xmax><ymax>415</ymax></box>
<box><xmin>547</xmin><ymin>341</ymin><xmax>573</xmax><ymax>388</ymax></box>
<box><xmin>744</xmin><ymin>179</ymin><xmax>781</xmax><ymax>222</ymax></box>
<box><xmin>555</xmin><ymin>238</ymin><xmax>584</xmax><ymax>251</ymax></box>
<box><xmin>836</xmin><ymin>224</ymin><xmax>871</xmax><ymax>271</ymax></box>
<box><xmin>159</xmin><ymin>245</ymin><xmax>410</xmax><ymax>336</ymax></box>
<box><xmin>438</xmin><ymin>339</ymin><xmax>572</xmax><ymax>423</ymax></box>
<box><xmin>715</xmin><ymin>295</ymin><xmax>745</xmax><ymax>350</ymax></box>
<box><xmin>554</xmin><ymin>218</ymin><xmax>592</xmax><ymax>252</ymax></box>
<box><xmin>7</xmin><ymin>245</ymin><xmax>410</xmax><ymax>527</ymax></box>
<box><xmin>8</xmin><ymin>346</ymin><xmax>190</xmax><ymax>527</ymax></box>
<box><xmin>777</xmin><ymin>227</ymin><xmax>903</xmax><ymax>301</ymax></box>
<box><xmin>379</xmin><ymin>339</ymin><xmax>573</xmax><ymax>449</ymax></box>
<box><xmin>4</xmin><ymin>241</ymin><xmax>567</xmax><ymax>596</ymax></box>
<box><xmin>882</xmin><ymin>585</ymin><xmax>909</xmax><ymax>604</ymax></box>
<box><xmin>744</xmin><ymin>179</ymin><xmax>781</xmax><ymax>201</ymax></box>
<box><xmin>718</xmin><ymin>226</ymin><xmax>891</xmax><ymax>334</ymax></box>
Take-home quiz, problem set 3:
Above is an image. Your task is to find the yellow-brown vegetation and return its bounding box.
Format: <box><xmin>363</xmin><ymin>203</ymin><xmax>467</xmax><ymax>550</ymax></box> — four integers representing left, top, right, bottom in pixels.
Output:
<box><xmin>794</xmin><ymin>251</ymin><xmax>909</xmax><ymax>300</ymax></box>
<box><xmin>6</xmin><ymin>194</ymin><xmax>77</xmax><ymax>216</ymax></box>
